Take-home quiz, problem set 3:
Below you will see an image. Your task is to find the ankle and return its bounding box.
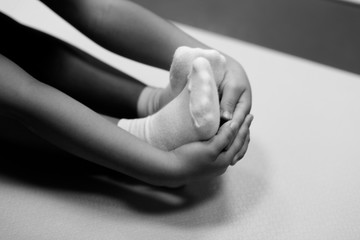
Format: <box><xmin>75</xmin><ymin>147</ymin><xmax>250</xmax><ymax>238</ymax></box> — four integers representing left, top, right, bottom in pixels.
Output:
<box><xmin>137</xmin><ymin>87</ymin><xmax>163</xmax><ymax>117</ymax></box>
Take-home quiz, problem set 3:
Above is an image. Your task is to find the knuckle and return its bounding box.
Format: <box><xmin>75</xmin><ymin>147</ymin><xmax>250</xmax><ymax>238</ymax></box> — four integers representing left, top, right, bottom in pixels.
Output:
<box><xmin>231</xmin><ymin>82</ymin><xmax>243</xmax><ymax>92</ymax></box>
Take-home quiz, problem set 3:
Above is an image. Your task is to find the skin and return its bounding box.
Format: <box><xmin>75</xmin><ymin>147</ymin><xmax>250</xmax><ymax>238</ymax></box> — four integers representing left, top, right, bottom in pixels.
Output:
<box><xmin>39</xmin><ymin>0</ymin><xmax>252</xmax><ymax>126</ymax></box>
<box><xmin>0</xmin><ymin>0</ymin><xmax>253</xmax><ymax>187</ymax></box>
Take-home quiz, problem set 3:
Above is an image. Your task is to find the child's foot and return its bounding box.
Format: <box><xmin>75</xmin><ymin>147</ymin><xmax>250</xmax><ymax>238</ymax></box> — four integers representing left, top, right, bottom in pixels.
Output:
<box><xmin>137</xmin><ymin>46</ymin><xmax>226</xmax><ymax>117</ymax></box>
<box><xmin>119</xmin><ymin>57</ymin><xmax>220</xmax><ymax>150</ymax></box>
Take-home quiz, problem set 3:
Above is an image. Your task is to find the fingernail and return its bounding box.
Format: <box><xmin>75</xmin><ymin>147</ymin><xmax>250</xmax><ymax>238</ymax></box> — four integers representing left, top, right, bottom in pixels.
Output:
<box><xmin>222</xmin><ymin>111</ymin><xmax>233</xmax><ymax>120</ymax></box>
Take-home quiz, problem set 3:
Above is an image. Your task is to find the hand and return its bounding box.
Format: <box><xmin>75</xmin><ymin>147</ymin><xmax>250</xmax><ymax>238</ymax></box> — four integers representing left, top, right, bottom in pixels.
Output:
<box><xmin>168</xmin><ymin>114</ymin><xmax>253</xmax><ymax>187</ymax></box>
<box><xmin>170</xmin><ymin>47</ymin><xmax>252</xmax><ymax>123</ymax></box>
<box><xmin>218</xmin><ymin>55</ymin><xmax>252</xmax><ymax>157</ymax></box>
<box><xmin>219</xmin><ymin>55</ymin><xmax>252</xmax><ymax>122</ymax></box>
<box><xmin>227</xmin><ymin>114</ymin><xmax>253</xmax><ymax>165</ymax></box>
<box><xmin>173</xmin><ymin>46</ymin><xmax>252</xmax><ymax>138</ymax></box>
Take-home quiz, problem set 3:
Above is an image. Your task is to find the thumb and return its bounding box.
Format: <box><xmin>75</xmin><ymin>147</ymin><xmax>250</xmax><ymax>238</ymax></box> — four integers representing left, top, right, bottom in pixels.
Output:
<box><xmin>207</xmin><ymin>120</ymin><xmax>237</xmax><ymax>155</ymax></box>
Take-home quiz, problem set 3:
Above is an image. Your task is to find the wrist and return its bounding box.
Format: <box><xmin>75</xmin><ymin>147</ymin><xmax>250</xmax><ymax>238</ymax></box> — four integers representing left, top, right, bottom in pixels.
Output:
<box><xmin>138</xmin><ymin>150</ymin><xmax>186</xmax><ymax>188</ymax></box>
<box><xmin>161</xmin><ymin>151</ymin><xmax>188</xmax><ymax>188</ymax></box>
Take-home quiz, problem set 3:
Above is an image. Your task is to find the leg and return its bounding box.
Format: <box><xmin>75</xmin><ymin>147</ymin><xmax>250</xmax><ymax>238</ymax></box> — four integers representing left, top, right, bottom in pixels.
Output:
<box><xmin>0</xmin><ymin>12</ymin><xmax>144</xmax><ymax>119</ymax></box>
<box><xmin>118</xmin><ymin>57</ymin><xmax>221</xmax><ymax>151</ymax></box>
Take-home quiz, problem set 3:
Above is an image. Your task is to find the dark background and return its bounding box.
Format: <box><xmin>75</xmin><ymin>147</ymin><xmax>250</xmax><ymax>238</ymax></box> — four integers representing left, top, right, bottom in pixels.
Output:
<box><xmin>132</xmin><ymin>0</ymin><xmax>360</xmax><ymax>75</ymax></box>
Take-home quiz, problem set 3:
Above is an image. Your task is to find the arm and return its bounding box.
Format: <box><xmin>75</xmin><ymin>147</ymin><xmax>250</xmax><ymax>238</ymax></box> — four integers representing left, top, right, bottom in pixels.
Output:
<box><xmin>40</xmin><ymin>0</ymin><xmax>252</xmax><ymax>128</ymax></box>
<box><xmin>0</xmin><ymin>11</ymin><xmax>144</xmax><ymax>118</ymax></box>
<box><xmin>0</xmin><ymin>54</ymin><xmax>238</xmax><ymax>187</ymax></box>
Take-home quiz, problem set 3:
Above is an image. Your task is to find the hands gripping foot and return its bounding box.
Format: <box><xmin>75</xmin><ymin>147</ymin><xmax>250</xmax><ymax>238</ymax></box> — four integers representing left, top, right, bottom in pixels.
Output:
<box><xmin>137</xmin><ymin>46</ymin><xmax>227</xmax><ymax>117</ymax></box>
<box><xmin>119</xmin><ymin>47</ymin><xmax>226</xmax><ymax>150</ymax></box>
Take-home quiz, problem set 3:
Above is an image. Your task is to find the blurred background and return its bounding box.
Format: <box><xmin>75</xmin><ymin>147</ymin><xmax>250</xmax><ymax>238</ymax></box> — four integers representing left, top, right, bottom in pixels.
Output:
<box><xmin>132</xmin><ymin>0</ymin><xmax>360</xmax><ymax>75</ymax></box>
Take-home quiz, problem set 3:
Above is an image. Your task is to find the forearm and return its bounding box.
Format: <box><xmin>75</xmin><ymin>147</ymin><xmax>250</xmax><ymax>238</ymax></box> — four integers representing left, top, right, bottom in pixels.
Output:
<box><xmin>40</xmin><ymin>0</ymin><xmax>209</xmax><ymax>70</ymax></box>
<box><xmin>0</xmin><ymin>54</ymin><xmax>179</xmax><ymax>187</ymax></box>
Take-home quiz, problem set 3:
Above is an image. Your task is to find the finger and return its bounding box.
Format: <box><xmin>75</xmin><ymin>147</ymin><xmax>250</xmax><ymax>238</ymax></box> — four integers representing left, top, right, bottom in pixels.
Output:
<box><xmin>226</xmin><ymin>126</ymin><xmax>248</xmax><ymax>163</ymax></box>
<box><xmin>223</xmin><ymin>91</ymin><xmax>251</xmax><ymax>151</ymax></box>
<box><xmin>225</xmin><ymin>114</ymin><xmax>253</xmax><ymax>164</ymax></box>
<box><xmin>214</xmin><ymin>166</ymin><xmax>229</xmax><ymax>177</ymax></box>
<box><xmin>219</xmin><ymin>80</ymin><xmax>243</xmax><ymax>120</ymax></box>
<box><xmin>224</xmin><ymin>112</ymin><xmax>252</xmax><ymax>151</ymax></box>
<box><xmin>232</xmin><ymin>90</ymin><xmax>252</xmax><ymax>125</ymax></box>
<box><xmin>231</xmin><ymin>114</ymin><xmax>253</xmax><ymax>164</ymax></box>
<box><xmin>224</xmin><ymin>120</ymin><xmax>240</xmax><ymax>151</ymax></box>
<box><xmin>231</xmin><ymin>131</ymin><xmax>251</xmax><ymax>166</ymax></box>
<box><xmin>207</xmin><ymin>120</ymin><xmax>237</xmax><ymax>155</ymax></box>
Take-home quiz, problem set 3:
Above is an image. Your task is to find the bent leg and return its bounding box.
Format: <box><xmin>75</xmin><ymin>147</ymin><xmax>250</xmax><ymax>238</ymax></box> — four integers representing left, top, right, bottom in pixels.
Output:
<box><xmin>0</xmin><ymin>12</ymin><xmax>145</xmax><ymax>118</ymax></box>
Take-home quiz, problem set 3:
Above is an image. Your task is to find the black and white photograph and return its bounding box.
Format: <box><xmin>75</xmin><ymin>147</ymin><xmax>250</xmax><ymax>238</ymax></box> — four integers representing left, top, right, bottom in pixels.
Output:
<box><xmin>0</xmin><ymin>0</ymin><xmax>359</xmax><ymax>239</ymax></box>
